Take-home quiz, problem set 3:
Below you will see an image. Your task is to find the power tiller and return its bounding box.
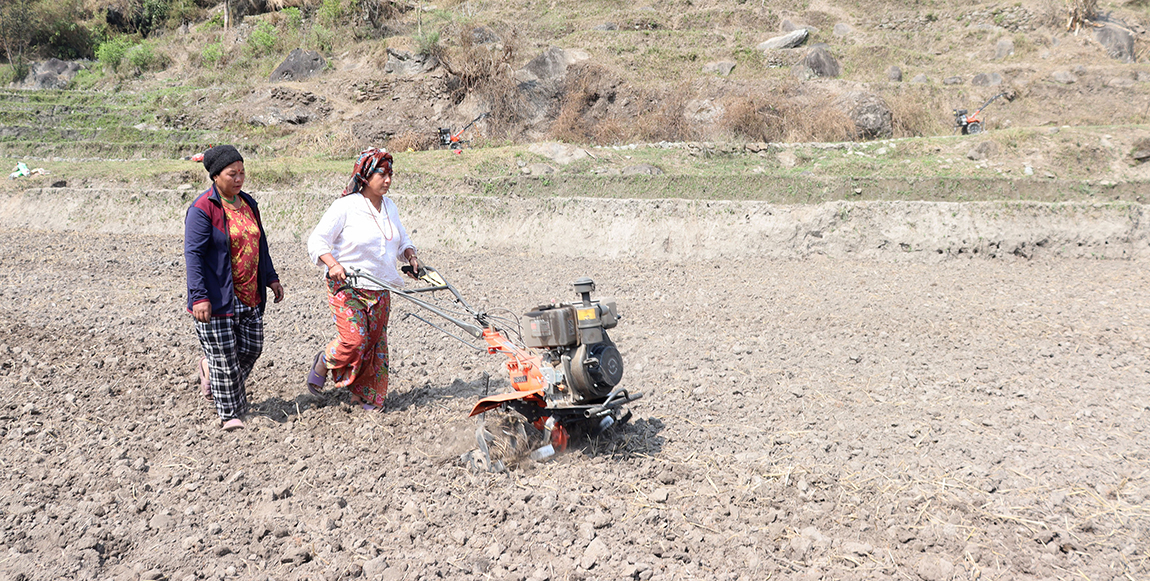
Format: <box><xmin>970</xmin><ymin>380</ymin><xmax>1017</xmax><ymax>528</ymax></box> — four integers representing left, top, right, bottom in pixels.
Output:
<box><xmin>347</xmin><ymin>266</ymin><xmax>642</xmax><ymax>471</ymax></box>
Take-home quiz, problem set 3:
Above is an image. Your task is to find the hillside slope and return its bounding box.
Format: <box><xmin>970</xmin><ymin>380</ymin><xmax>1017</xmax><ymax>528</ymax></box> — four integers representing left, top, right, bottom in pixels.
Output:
<box><xmin>2</xmin><ymin>0</ymin><xmax>1148</xmax><ymax>164</ymax></box>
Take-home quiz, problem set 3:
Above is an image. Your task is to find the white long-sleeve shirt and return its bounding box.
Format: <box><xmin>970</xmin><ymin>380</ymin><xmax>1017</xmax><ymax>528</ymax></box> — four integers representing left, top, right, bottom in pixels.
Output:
<box><xmin>307</xmin><ymin>193</ymin><xmax>416</xmax><ymax>290</ymax></box>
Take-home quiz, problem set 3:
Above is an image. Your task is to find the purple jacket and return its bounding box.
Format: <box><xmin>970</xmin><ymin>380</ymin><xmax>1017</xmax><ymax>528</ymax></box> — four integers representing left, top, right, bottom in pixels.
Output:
<box><xmin>184</xmin><ymin>184</ymin><xmax>279</xmax><ymax>317</ymax></box>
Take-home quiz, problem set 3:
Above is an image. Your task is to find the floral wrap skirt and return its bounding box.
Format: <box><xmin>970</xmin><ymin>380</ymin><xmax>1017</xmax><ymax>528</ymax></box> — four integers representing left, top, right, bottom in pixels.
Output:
<box><xmin>324</xmin><ymin>278</ymin><xmax>391</xmax><ymax>407</ymax></box>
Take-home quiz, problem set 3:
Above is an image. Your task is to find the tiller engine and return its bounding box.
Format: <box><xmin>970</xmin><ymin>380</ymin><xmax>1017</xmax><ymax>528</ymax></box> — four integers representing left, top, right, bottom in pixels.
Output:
<box><xmin>347</xmin><ymin>267</ymin><xmax>641</xmax><ymax>470</ymax></box>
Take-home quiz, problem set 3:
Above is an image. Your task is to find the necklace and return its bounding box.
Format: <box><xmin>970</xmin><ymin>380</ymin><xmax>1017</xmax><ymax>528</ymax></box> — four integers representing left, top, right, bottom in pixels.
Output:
<box><xmin>364</xmin><ymin>196</ymin><xmax>394</xmax><ymax>241</ymax></box>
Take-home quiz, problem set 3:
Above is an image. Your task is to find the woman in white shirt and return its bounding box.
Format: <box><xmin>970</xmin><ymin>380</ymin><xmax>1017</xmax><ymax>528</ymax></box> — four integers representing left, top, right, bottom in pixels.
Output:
<box><xmin>305</xmin><ymin>148</ymin><xmax>420</xmax><ymax>411</ymax></box>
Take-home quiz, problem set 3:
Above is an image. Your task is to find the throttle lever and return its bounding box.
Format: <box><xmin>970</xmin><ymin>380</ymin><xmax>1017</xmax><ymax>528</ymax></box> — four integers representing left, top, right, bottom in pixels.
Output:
<box><xmin>402</xmin><ymin>264</ymin><xmax>429</xmax><ymax>279</ymax></box>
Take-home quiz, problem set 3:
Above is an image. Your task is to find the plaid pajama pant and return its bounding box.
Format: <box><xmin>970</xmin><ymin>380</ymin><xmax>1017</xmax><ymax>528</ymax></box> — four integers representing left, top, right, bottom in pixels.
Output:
<box><xmin>196</xmin><ymin>301</ymin><xmax>263</xmax><ymax>421</ymax></box>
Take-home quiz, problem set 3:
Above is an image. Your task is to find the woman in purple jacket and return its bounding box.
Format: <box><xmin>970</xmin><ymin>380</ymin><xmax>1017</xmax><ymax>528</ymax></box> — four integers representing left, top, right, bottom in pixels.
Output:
<box><xmin>184</xmin><ymin>145</ymin><xmax>284</xmax><ymax>431</ymax></box>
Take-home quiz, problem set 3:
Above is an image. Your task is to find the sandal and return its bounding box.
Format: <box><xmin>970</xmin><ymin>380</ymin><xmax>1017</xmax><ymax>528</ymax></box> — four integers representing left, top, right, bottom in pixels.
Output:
<box><xmin>198</xmin><ymin>357</ymin><xmax>213</xmax><ymax>402</ymax></box>
<box><xmin>222</xmin><ymin>418</ymin><xmax>245</xmax><ymax>431</ymax></box>
<box><xmin>350</xmin><ymin>394</ymin><xmax>384</xmax><ymax>412</ymax></box>
<box><xmin>306</xmin><ymin>351</ymin><xmax>326</xmax><ymax>396</ymax></box>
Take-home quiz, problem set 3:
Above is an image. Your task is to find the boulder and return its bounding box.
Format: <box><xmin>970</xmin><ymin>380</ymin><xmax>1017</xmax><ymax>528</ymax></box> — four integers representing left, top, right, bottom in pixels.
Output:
<box><xmin>384</xmin><ymin>48</ymin><xmax>439</xmax><ymax>75</ymax></box>
<box><xmin>684</xmin><ymin>99</ymin><xmax>723</xmax><ymax>124</ymax></box>
<box><xmin>910</xmin><ymin>73</ymin><xmax>929</xmax><ymax>84</ymax></box>
<box><xmin>803</xmin><ymin>45</ymin><xmax>839</xmax><ymax>78</ymax></box>
<box><xmin>20</xmin><ymin>59</ymin><xmax>83</xmax><ymax>90</ymax></box>
<box><xmin>887</xmin><ymin>65</ymin><xmax>903</xmax><ymax>82</ymax></box>
<box><xmin>833</xmin><ymin>23</ymin><xmax>852</xmax><ymax>37</ymax></box>
<box><xmin>837</xmin><ymin>91</ymin><xmax>892</xmax><ymax>140</ymax></box>
<box><xmin>470</xmin><ymin>26</ymin><xmax>500</xmax><ymax>44</ymax></box>
<box><xmin>994</xmin><ymin>38</ymin><xmax>1014</xmax><ymax>60</ymax></box>
<box><xmin>943</xmin><ymin>76</ymin><xmax>963</xmax><ymax>85</ymax></box>
<box><xmin>514</xmin><ymin>47</ymin><xmax>591</xmax><ymax>126</ymax></box>
<box><xmin>756</xmin><ymin>29</ymin><xmax>808</xmax><ymax>51</ymax></box>
<box><xmin>514</xmin><ymin>46</ymin><xmax>589</xmax><ymax>85</ymax></box>
<box><xmin>1094</xmin><ymin>23</ymin><xmax>1135</xmax><ymax>63</ymax></box>
<box><xmin>1131</xmin><ymin>138</ymin><xmax>1150</xmax><ymax>163</ymax></box>
<box><xmin>702</xmin><ymin>61</ymin><xmax>736</xmax><ymax>76</ymax></box>
<box><xmin>269</xmin><ymin>49</ymin><xmax>326</xmax><ymax>82</ymax></box>
<box><xmin>971</xmin><ymin>72</ymin><xmax>1003</xmax><ymax>86</ymax></box>
<box><xmin>1050</xmin><ymin>70</ymin><xmax>1077</xmax><ymax>84</ymax></box>
<box><xmin>776</xmin><ymin>150</ymin><xmax>798</xmax><ymax>168</ymax></box>
<box><xmin>592</xmin><ymin>23</ymin><xmax>618</xmax><ymax>31</ymax></box>
<box><xmin>1107</xmin><ymin>77</ymin><xmax>1135</xmax><ymax>88</ymax></box>
<box><xmin>966</xmin><ymin>140</ymin><xmax>999</xmax><ymax>161</ymax></box>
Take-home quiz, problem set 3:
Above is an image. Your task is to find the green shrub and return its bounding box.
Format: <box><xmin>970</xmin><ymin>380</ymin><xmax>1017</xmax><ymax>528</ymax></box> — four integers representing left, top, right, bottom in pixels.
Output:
<box><xmin>140</xmin><ymin>0</ymin><xmax>171</xmax><ymax>36</ymax></box>
<box><xmin>307</xmin><ymin>25</ymin><xmax>335</xmax><ymax>52</ymax></box>
<box><xmin>247</xmin><ymin>21</ymin><xmax>277</xmax><ymax>55</ymax></box>
<box><xmin>415</xmin><ymin>30</ymin><xmax>441</xmax><ymax>57</ymax></box>
<box><xmin>317</xmin><ymin>0</ymin><xmax>345</xmax><ymax>26</ymax></box>
<box><xmin>68</xmin><ymin>66</ymin><xmax>104</xmax><ymax>89</ymax></box>
<box><xmin>197</xmin><ymin>12</ymin><xmax>223</xmax><ymax>32</ymax></box>
<box><xmin>201</xmin><ymin>42</ymin><xmax>224</xmax><ymax>65</ymax></box>
<box><xmin>126</xmin><ymin>41</ymin><xmax>159</xmax><ymax>70</ymax></box>
<box><xmin>282</xmin><ymin>7</ymin><xmax>302</xmax><ymax>30</ymax></box>
<box><xmin>96</xmin><ymin>36</ymin><xmax>133</xmax><ymax>71</ymax></box>
<box><xmin>32</xmin><ymin>0</ymin><xmax>97</xmax><ymax>58</ymax></box>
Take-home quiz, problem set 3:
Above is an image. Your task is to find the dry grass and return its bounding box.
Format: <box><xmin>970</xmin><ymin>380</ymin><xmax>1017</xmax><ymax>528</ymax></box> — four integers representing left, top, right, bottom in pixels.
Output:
<box><xmin>635</xmin><ymin>86</ymin><xmax>701</xmax><ymax>143</ymax></box>
<box><xmin>1066</xmin><ymin>0</ymin><xmax>1100</xmax><ymax>32</ymax></box>
<box><xmin>548</xmin><ymin>62</ymin><xmax>628</xmax><ymax>144</ymax></box>
<box><xmin>719</xmin><ymin>91</ymin><xmax>853</xmax><ymax>144</ymax></box>
<box><xmin>883</xmin><ymin>89</ymin><xmax>949</xmax><ymax>138</ymax></box>
<box><xmin>387</xmin><ymin>130</ymin><xmax>438</xmax><ymax>152</ymax></box>
<box><xmin>438</xmin><ymin>25</ymin><xmax>525</xmax><ymax>140</ymax></box>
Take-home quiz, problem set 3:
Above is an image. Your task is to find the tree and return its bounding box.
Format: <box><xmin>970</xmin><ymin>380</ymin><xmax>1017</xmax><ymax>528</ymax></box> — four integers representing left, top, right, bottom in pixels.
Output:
<box><xmin>0</xmin><ymin>0</ymin><xmax>35</xmax><ymax>79</ymax></box>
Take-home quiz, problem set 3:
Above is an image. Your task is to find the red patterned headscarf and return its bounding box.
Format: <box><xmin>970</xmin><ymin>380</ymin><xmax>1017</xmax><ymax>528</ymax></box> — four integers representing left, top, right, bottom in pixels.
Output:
<box><xmin>342</xmin><ymin>147</ymin><xmax>393</xmax><ymax>197</ymax></box>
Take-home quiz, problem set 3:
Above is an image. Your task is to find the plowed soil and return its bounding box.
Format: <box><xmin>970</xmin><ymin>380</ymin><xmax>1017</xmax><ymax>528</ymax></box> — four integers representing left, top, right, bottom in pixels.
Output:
<box><xmin>2</xmin><ymin>220</ymin><xmax>1149</xmax><ymax>581</ymax></box>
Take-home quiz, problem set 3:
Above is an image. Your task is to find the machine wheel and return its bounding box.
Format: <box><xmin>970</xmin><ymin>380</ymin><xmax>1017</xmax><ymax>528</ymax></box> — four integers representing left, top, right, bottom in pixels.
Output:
<box><xmin>964</xmin><ymin>121</ymin><xmax>983</xmax><ymax>135</ymax></box>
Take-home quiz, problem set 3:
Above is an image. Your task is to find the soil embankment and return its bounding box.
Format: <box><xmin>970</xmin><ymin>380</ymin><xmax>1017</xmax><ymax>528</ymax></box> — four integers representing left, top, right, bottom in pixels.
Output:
<box><xmin>6</xmin><ymin>185</ymin><xmax>1150</xmax><ymax>261</ymax></box>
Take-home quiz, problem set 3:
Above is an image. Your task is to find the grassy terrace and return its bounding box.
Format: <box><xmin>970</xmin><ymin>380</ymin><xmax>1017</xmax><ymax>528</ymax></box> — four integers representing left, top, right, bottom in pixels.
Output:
<box><xmin>5</xmin><ymin>122</ymin><xmax>1148</xmax><ymax>203</ymax></box>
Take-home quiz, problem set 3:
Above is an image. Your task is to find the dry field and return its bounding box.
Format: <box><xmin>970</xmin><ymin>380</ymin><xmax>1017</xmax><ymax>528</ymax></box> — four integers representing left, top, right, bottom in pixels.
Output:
<box><xmin>2</xmin><ymin>185</ymin><xmax>1149</xmax><ymax>580</ymax></box>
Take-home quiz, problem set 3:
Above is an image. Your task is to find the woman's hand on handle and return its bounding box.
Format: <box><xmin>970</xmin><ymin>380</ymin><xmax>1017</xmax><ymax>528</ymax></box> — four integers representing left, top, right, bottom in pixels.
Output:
<box><xmin>320</xmin><ymin>253</ymin><xmax>346</xmax><ymax>282</ymax></box>
<box><xmin>404</xmin><ymin>249</ymin><xmax>420</xmax><ymax>279</ymax></box>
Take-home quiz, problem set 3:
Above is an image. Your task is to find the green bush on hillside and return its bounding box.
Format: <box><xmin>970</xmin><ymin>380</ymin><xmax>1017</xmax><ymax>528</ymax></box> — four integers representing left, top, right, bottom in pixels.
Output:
<box><xmin>282</xmin><ymin>7</ymin><xmax>302</xmax><ymax>31</ymax></box>
<box><xmin>32</xmin><ymin>0</ymin><xmax>97</xmax><ymax>58</ymax></box>
<box><xmin>317</xmin><ymin>0</ymin><xmax>345</xmax><ymax>26</ymax></box>
<box><xmin>0</xmin><ymin>65</ymin><xmax>17</xmax><ymax>86</ymax></box>
<box><xmin>247</xmin><ymin>21</ymin><xmax>278</xmax><ymax>56</ymax></box>
<box><xmin>307</xmin><ymin>25</ymin><xmax>334</xmax><ymax>53</ymax></box>
<box><xmin>197</xmin><ymin>12</ymin><xmax>223</xmax><ymax>33</ymax></box>
<box><xmin>96</xmin><ymin>36</ymin><xmax>133</xmax><ymax>71</ymax></box>
<box><xmin>126</xmin><ymin>41</ymin><xmax>159</xmax><ymax>70</ymax></box>
<box><xmin>201</xmin><ymin>42</ymin><xmax>224</xmax><ymax>66</ymax></box>
<box><xmin>414</xmin><ymin>30</ymin><xmax>441</xmax><ymax>57</ymax></box>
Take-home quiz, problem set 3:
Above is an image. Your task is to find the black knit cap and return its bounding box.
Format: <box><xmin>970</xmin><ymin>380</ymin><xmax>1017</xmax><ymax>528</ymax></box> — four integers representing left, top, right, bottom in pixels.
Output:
<box><xmin>203</xmin><ymin>145</ymin><xmax>244</xmax><ymax>179</ymax></box>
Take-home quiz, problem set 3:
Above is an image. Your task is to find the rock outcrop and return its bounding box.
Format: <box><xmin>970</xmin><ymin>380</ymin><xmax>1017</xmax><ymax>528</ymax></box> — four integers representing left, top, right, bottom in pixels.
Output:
<box><xmin>269</xmin><ymin>49</ymin><xmax>326</xmax><ymax>82</ymax></box>
<box><xmin>837</xmin><ymin>92</ymin><xmax>893</xmax><ymax>140</ymax></box>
